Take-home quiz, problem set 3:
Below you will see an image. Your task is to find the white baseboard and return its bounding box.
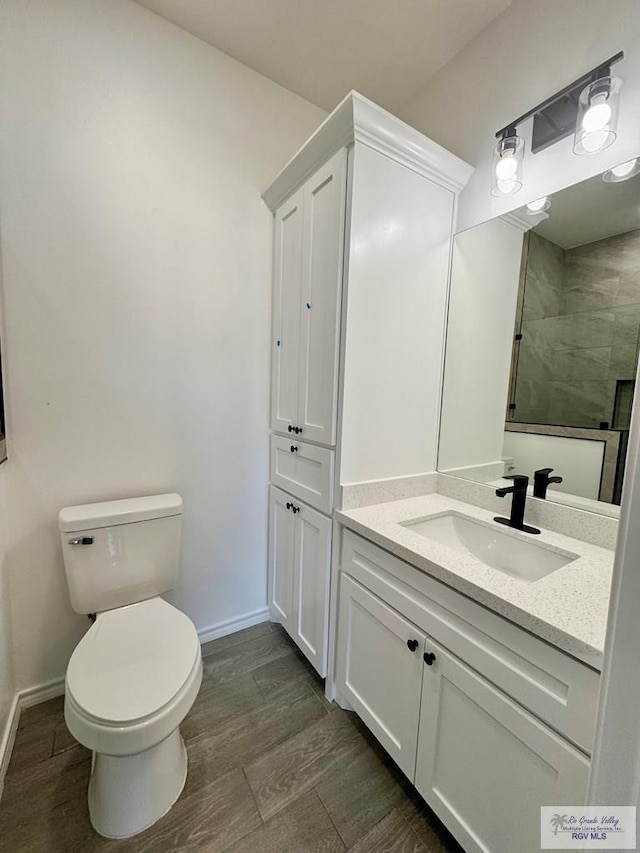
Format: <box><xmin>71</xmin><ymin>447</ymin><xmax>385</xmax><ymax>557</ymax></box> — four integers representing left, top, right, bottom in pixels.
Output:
<box><xmin>0</xmin><ymin>692</ymin><xmax>20</xmax><ymax>797</ymax></box>
<box><xmin>18</xmin><ymin>676</ymin><xmax>65</xmax><ymax>709</ymax></box>
<box><xmin>0</xmin><ymin>676</ymin><xmax>66</xmax><ymax>794</ymax></box>
<box><xmin>197</xmin><ymin>607</ymin><xmax>271</xmax><ymax>646</ymax></box>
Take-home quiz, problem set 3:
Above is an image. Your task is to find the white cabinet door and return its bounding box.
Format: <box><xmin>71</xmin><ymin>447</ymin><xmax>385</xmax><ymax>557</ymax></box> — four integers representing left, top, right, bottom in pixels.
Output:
<box><xmin>336</xmin><ymin>574</ymin><xmax>426</xmax><ymax>778</ymax></box>
<box><xmin>415</xmin><ymin>638</ymin><xmax>590</xmax><ymax>853</ymax></box>
<box><xmin>292</xmin><ymin>502</ymin><xmax>332</xmax><ymax>677</ymax></box>
<box><xmin>268</xmin><ymin>486</ymin><xmax>296</xmax><ymax>633</ymax></box>
<box><xmin>271</xmin><ymin>187</ymin><xmax>304</xmax><ymax>437</ymax></box>
<box><xmin>268</xmin><ymin>487</ymin><xmax>331</xmax><ymax>678</ymax></box>
<box><xmin>297</xmin><ymin>149</ymin><xmax>346</xmax><ymax>446</ymax></box>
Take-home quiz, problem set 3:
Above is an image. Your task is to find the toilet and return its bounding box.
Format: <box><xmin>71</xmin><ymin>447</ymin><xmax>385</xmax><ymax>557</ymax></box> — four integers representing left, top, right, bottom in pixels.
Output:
<box><xmin>58</xmin><ymin>493</ymin><xmax>203</xmax><ymax>839</ymax></box>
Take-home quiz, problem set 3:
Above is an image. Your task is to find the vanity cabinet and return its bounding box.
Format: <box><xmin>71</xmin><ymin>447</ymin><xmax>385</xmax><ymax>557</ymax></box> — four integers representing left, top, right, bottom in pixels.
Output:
<box><xmin>335</xmin><ymin>529</ymin><xmax>597</xmax><ymax>853</ymax></box>
<box><xmin>270</xmin><ymin>149</ymin><xmax>346</xmax><ymax>448</ymax></box>
<box><xmin>268</xmin><ymin>486</ymin><xmax>331</xmax><ymax>676</ymax></box>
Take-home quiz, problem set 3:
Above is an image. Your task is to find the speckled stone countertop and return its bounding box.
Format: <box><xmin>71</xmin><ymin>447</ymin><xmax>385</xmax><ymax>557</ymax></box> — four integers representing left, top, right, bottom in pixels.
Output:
<box><xmin>336</xmin><ymin>494</ymin><xmax>615</xmax><ymax>669</ymax></box>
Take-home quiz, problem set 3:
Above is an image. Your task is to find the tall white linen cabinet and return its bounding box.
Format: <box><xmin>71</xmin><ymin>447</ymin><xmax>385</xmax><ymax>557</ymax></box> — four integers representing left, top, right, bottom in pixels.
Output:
<box><xmin>263</xmin><ymin>92</ymin><xmax>473</xmax><ymax>676</ymax></box>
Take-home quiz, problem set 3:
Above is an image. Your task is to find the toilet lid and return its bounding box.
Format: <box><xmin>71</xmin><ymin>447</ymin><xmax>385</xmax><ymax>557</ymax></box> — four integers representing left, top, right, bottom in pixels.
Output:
<box><xmin>66</xmin><ymin>598</ymin><xmax>200</xmax><ymax>724</ymax></box>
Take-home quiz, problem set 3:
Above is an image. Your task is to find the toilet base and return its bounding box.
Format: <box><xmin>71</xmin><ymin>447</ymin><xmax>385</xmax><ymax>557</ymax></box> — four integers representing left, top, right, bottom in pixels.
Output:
<box><xmin>88</xmin><ymin>727</ymin><xmax>187</xmax><ymax>839</ymax></box>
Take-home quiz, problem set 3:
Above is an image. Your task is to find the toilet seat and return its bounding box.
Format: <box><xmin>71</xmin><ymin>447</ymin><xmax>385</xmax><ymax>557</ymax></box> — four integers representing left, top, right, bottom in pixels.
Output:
<box><xmin>65</xmin><ymin>597</ymin><xmax>202</xmax><ymax>756</ymax></box>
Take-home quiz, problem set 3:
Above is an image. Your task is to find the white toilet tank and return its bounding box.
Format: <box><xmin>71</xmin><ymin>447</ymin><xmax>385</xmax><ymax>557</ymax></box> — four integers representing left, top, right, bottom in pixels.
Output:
<box><xmin>59</xmin><ymin>494</ymin><xmax>183</xmax><ymax>615</ymax></box>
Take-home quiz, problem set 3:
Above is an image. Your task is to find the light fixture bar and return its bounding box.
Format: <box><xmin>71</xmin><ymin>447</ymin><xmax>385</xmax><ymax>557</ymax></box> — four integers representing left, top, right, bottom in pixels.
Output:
<box><xmin>495</xmin><ymin>52</ymin><xmax>623</xmax><ymax>141</ymax></box>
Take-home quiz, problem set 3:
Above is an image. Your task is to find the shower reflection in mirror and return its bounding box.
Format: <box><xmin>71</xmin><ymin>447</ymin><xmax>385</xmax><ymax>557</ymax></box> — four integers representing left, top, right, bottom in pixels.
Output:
<box><xmin>439</xmin><ymin>162</ymin><xmax>640</xmax><ymax>518</ymax></box>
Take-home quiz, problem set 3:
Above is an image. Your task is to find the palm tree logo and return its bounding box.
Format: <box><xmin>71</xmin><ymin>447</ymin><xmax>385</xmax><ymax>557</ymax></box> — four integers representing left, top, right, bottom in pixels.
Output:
<box><xmin>550</xmin><ymin>814</ymin><xmax>569</xmax><ymax>835</ymax></box>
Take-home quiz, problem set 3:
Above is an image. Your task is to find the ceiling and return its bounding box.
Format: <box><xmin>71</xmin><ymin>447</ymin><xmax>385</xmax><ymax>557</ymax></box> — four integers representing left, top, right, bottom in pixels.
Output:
<box><xmin>528</xmin><ymin>168</ymin><xmax>640</xmax><ymax>249</ymax></box>
<box><xmin>133</xmin><ymin>0</ymin><xmax>512</xmax><ymax>112</ymax></box>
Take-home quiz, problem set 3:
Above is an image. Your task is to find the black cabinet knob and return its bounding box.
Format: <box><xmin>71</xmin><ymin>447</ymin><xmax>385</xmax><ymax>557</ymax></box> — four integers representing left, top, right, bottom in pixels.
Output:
<box><xmin>423</xmin><ymin>652</ymin><xmax>436</xmax><ymax>666</ymax></box>
<box><xmin>290</xmin><ymin>445</ymin><xmax>298</xmax><ymax>453</ymax></box>
<box><xmin>288</xmin><ymin>425</ymin><xmax>294</xmax><ymax>433</ymax></box>
<box><xmin>292</xmin><ymin>505</ymin><xmax>300</xmax><ymax>514</ymax></box>
<box><xmin>286</xmin><ymin>502</ymin><xmax>293</xmax><ymax>510</ymax></box>
<box><xmin>407</xmin><ymin>639</ymin><xmax>419</xmax><ymax>652</ymax></box>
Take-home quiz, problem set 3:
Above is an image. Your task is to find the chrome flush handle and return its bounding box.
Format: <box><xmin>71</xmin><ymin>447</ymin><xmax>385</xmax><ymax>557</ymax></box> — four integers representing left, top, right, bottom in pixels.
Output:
<box><xmin>68</xmin><ymin>536</ymin><xmax>94</xmax><ymax>545</ymax></box>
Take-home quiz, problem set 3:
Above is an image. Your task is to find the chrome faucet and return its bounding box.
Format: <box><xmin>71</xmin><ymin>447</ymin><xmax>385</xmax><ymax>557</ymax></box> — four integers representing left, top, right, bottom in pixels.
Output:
<box><xmin>495</xmin><ymin>475</ymin><xmax>540</xmax><ymax>535</ymax></box>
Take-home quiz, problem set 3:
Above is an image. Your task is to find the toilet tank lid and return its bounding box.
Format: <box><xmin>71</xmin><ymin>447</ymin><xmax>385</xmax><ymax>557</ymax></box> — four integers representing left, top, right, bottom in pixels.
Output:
<box><xmin>59</xmin><ymin>493</ymin><xmax>182</xmax><ymax>532</ymax></box>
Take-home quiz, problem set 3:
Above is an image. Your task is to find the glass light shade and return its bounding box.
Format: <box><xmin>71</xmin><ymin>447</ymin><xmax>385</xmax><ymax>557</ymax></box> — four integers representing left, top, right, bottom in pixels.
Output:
<box><xmin>526</xmin><ymin>196</ymin><xmax>551</xmax><ymax>214</ymax></box>
<box><xmin>573</xmin><ymin>76</ymin><xmax>621</xmax><ymax>156</ymax></box>
<box><xmin>602</xmin><ymin>158</ymin><xmax>640</xmax><ymax>183</ymax></box>
<box><xmin>491</xmin><ymin>133</ymin><xmax>524</xmax><ymax>197</ymax></box>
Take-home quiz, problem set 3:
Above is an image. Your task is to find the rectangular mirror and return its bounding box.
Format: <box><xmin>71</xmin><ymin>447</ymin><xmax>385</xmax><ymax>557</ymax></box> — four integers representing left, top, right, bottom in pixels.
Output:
<box><xmin>439</xmin><ymin>161</ymin><xmax>640</xmax><ymax>517</ymax></box>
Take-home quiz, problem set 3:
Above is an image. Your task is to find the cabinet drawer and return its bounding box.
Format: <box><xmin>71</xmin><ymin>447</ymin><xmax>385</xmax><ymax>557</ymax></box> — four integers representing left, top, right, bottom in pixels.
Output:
<box><xmin>340</xmin><ymin>529</ymin><xmax>599</xmax><ymax>754</ymax></box>
<box><xmin>270</xmin><ymin>434</ymin><xmax>334</xmax><ymax>514</ymax></box>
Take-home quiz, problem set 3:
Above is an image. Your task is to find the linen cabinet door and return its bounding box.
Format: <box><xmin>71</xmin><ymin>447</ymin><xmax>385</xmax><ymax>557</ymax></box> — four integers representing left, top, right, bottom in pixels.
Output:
<box><xmin>336</xmin><ymin>574</ymin><xmax>425</xmax><ymax>778</ymax></box>
<box><xmin>297</xmin><ymin>149</ymin><xmax>347</xmax><ymax>446</ymax></box>
<box><xmin>291</xmin><ymin>502</ymin><xmax>332</xmax><ymax>677</ymax></box>
<box><xmin>271</xmin><ymin>187</ymin><xmax>304</xmax><ymax>437</ymax></box>
<box><xmin>268</xmin><ymin>487</ymin><xmax>296</xmax><ymax>633</ymax></box>
<box><xmin>415</xmin><ymin>638</ymin><xmax>590</xmax><ymax>853</ymax></box>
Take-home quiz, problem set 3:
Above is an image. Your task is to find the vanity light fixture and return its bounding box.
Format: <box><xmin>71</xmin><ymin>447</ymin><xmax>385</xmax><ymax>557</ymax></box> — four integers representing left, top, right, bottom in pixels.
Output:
<box><xmin>526</xmin><ymin>196</ymin><xmax>550</xmax><ymax>214</ymax></box>
<box><xmin>574</xmin><ymin>74</ymin><xmax>622</xmax><ymax>155</ymax></box>
<box><xmin>493</xmin><ymin>52</ymin><xmax>624</xmax><ymax>196</ymax></box>
<box><xmin>602</xmin><ymin>158</ymin><xmax>640</xmax><ymax>182</ymax></box>
<box><xmin>491</xmin><ymin>127</ymin><xmax>524</xmax><ymax>197</ymax></box>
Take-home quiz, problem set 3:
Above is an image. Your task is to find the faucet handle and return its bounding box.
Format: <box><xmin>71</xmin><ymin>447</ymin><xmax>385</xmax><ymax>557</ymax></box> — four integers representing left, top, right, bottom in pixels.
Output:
<box><xmin>504</xmin><ymin>474</ymin><xmax>529</xmax><ymax>488</ymax></box>
<box><xmin>533</xmin><ymin>467</ymin><xmax>562</xmax><ymax>498</ymax></box>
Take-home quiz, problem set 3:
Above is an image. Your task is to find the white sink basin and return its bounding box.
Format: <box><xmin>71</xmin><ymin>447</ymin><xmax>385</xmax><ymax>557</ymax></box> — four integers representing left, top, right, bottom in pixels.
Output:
<box><xmin>400</xmin><ymin>511</ymin><xmax>578</xmax><ymax>582</ymax></box>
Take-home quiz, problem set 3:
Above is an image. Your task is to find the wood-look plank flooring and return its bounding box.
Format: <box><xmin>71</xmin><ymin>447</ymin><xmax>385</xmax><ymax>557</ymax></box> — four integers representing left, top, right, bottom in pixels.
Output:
<box><xmin>0</xmin><ymin>621</ymin><xmax>463</xmax><ymax>852</ymax></box>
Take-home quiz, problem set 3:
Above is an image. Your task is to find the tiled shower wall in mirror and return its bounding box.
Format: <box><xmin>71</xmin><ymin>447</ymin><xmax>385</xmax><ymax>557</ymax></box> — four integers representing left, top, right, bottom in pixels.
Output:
<box><xmin>513</xmin><ymin>229</ymin><xmax>640</xmax><ymax>429</ymax></box>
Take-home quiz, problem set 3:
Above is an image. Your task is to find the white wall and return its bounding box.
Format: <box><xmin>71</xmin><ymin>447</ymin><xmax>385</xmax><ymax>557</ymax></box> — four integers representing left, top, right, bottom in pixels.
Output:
<box><xmin>400</xmin><ymin>0</ymin><xmax>640</xmax><ymax>231</ymax></box>
<box><xmin>0</xmin><ymin>269</ymin><xmax>15</xmax><ymax>760</ymax></box>
<box><xmin>439</xmin><ymin>218</ymin><xmax>524</xmax><ymax>472</ymax></box>
<box><xmin>0</xmin><ymin>465</ymin><xmax>15</xmax><ymax>758</ymax></box>
<box><xmin>589</xmin><ymin>363</ymin><xmax>640</xmax><ymax>808</ymax></box>
<box><xmin>0</xmin><ymin>0</ymin><xmax>325</xmax><ymax>691</ymax></box>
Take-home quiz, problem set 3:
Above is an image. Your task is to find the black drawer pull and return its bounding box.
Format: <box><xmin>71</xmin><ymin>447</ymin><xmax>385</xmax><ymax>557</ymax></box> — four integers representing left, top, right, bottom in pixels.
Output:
<box><xmin>290</xmin><ymin>445</ymin><xmax>298</xmax><ymax>453</ymax></box>
<box><xmin>406</xmin><ymin>639</ymin><xmax>419</xmax><ymax>652</ymax></box>
<box><xmin>292</xmin><ymin>505</ymin><xmax>300</xmax><ymax>514</ymax></box>
<box><xmin>424</xmin><ymin>652</ymin><xmax>436</xmax><ymax>666</ymax></box>
<box><xmin>288</xmin><ymin>425</ymin><xmax>294</xmax><ymax>432</ymax></box>
<box><xmin>286</xmin><ymin>502</ymin><xmax>293</xmax><ymax>510</ymax></box>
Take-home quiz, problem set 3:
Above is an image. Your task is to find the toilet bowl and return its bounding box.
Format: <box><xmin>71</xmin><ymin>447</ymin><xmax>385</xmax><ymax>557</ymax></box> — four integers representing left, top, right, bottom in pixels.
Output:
<box><xmin>58</xmin><ymin>494</ymin><xmax>202</xmax><ymax>839</ymax></box>
<box><xmin>65</xmin><ymin>597</ymin><xmax>202</xmax><ymax>838</ymax></box>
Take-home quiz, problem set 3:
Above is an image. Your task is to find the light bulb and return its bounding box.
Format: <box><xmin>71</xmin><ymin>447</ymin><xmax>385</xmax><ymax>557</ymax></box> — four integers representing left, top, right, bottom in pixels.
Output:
<box><xmin>611</xmin><ymin>159</ymin><xmax>638</xmax><ymax>178</ymax></box>
<box><xmin>582</xmin><ymin>96</ymin><xmax>612</xmax><ymax>133</ymax></box>
<box><xmin>580</xmin><ymin>130</ymin><xmax>611</xmax><ymax>153</ymax></box>
<box><xmin>497</xmin><ymin>178</ymin><xmax>518</xmax><ymax>195</ymax></box>
<box><xmin>574</xmin><ymin>76</ymin><xmax>620</xmax><ymax>157</ymax></box>
<box><xmin>602</xmin><ymin>158</ymin><xmax>640</xmax><ymax>183</ymax></box>
<box><xmin>526</xmin><ymin>197</ymin><xmax>549</xmax><ymax>213</ymax></box>
<box><xmin>491</xmin><ymin>131</ymin><xmax>523</xmax><ymax>196</ymax></box>
<box><xmin>496</xmin><ymin>152</ymin><xmax>517</xmax><ymax>181</ymax></box>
